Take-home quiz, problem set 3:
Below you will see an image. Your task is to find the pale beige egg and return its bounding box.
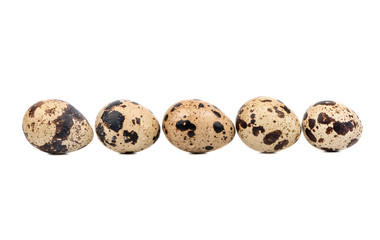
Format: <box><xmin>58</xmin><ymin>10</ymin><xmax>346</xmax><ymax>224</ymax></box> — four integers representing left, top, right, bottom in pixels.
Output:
<box><xmin>95</xmin><ymin>100</ymin><xmax>160</xmax><ymax>153</ymax></box>
<box><xmin>162</xmin><ymin>99</ymin><xmax>235</xmax><ymax>153</ymax></box>
<box><xmin>302</xmin><ymin>100</ymin><xmax>362</xmax><ymax>151</ymax></box>
<box><xmin>236</xmin><ymin>96</ymin><xmax>301</xmax><ymax>153</ymax></box>
<box><xmin>22</xmin><ymin>99</ymin><xmax>94</xmax><ymax>154</ymax></box>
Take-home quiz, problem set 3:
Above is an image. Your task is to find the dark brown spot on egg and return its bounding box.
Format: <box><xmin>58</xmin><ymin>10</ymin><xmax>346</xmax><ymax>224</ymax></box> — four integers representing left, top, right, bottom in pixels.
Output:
<box><xmin>38</xmin><ymin>140</ymin><xmax>68</xmax><ymax>154</ymax></box>
<box><xmin>280</xmin><ymin>105</ymin><xmax>291</xmax><ymax>114</ymax></box>
<box><xmin>250</xmin><ymin>113</ymin><xmax>256</xmax><ymax>125</ymax></box>
<box><xmin>326</xmin><ymin>127</ymin><xmax>333</xmax><ymax>134</ymax></box>
<box><xmin>252</xmin><ymin>126</ymin><xmax>265</xmax><ymax>136</ymax></box>
<box><xmin>236</xmin><ymin>118</ymin><xmax>247</xmax><ymax>132</ymax></box>
<box><xmin>153</xmin><ymin>129</ymin><xmax>160</xmax><ymax>143</ymax></box>
<box><xmin>28</xmin><ymin>101</ymin><xmax>44</xmax><ymax>118</ymax></box>
<box><xmin>305</xmin><ymin>128</ymin><xmax>317</xmax><ymax>142</ymax></box>
<box><xmin>198</xmin><ymin>103</ymin><xmax>204</xmax><ymax>108</ymax></box>
<box><xmin>347</xmin><ymin>138</ymin><xmax>358</xmax><ymax>148</ymax></box>
<box><xmin>318</xmin><ymin>112</ymin><xmax>334</xmax><ymax>124</ymax></box>
<box><xmin>187</xmin><ymin>131</ymin><xmax>195</xmax><ymax>138</ymax></box>
<box><xmin>263</xmin><ymin>130</ymin><xmax>282</xmax><ymax>145</ymax></box>
<box><xmin>65</xmin><ymin>104</ymin><xmax>85</xmax><ymax>122</ymax></box>
<box><xmin>274</xmin><ymin>140</ymin><xmax>289</xmax><ymax>150</ymax></box>
<box><xmin>45</xmin><ymin>107</ymin><xmax>56</xmax><ymax>115</ymax></box>
<box><xmin>213</xmin><ymin>121</ymin><xmax>224</xmax><ymax>133</ymax></box>
<box><xmin>261</xmin><ymin>99</ymin><xmax>272</xmax><ymax>102</ymax></box>
<box><xmin>321</xmin><ymin>147</ymin><xmax>338</xmax><ymax>152</ymax></box>
<box><xmin>176</xmin><ymin>120</ymin><xmax>196</xmax><ymax>131</ymax></box>
<box><xmin>109</xmin><ymin>141</ymin><xmax>116</xmax><ymax>147</ymax></box>
<box><xmin>333</xmin><ymin>121</ymin><xmax>354</xmax><ymax>135</ymax></box>
<box><xmin>96</xmin><ymin>123</ymin><xmax>107</xmax><ymax>146</ymax></box>
<box><xmin>164</xmin><ymin>114</ymin><xmax>168</xmax><ymax>121</ymax></box>
<box><xmin>303</xmin><ymin>112</ymin><xmax>308</xmax><ymax>120</ymax></box>
<box><xmin>55</xmin><ymin>104</ymin><xmax>85</xmax><ymax>140</ymax></box>
<box><xmin>205</xmin><ymin>146</ymin><xmax>214</xmax><ymax>150</ymax></box>
<box><xmin>171</xmin><ymin>102</ymin><xmax>183</xmax><ymax>112</ymax></box>
<box><xmin>123</xmin><ymin>130</ymin><xmax>138</xmax><ymax>145</ymax></box>
<box><xmin>30</xmin><ymin>122</ymin><xmax>35</xmax><ymax>132</ymax></box>
<box><xmin>101</xmin><ymin>110</ymin><xmax>125</xmax><ymax>132</ymax></box>
<box><xmin>212</xmin><ymin>110</ymin><xmax>221</xmax><ymax>118</ymax></box>
<box><xmin>273</xmin><ymin>106</ymin><xmax>285</xmax><ymax>118</ymax></box>
<box><xmin>54</xmin><ymin>111</ymin><xmax>74</xmax><ymax>140</ymax></box>
<box><xmin>308</xmin><ymin>119</ymin><xmax>316</xmax><ymax>129</ymax></box>
<box><xmin>313</xmin><ymin>101</ymin><xmax>336</xmax><ymax>106</ymax></box>
<box><xmin>105</xmin><ymin>100</ymin><xmax>123</xmax><ymax>110</ymax></box>
<box><xmin>123</xmin><ymin>151</ymin><xmax>135</xmax><ymax>154</ymax></box>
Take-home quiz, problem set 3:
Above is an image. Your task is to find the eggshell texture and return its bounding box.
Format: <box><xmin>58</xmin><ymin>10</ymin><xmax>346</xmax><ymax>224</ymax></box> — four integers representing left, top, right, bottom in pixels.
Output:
<box><xmin>95</xmin><ymin>100</ymin><xmax>160</xmax><ymax>153</ymax></box>
<box><xmin>162</xmin><ymin>99</ymin><xmax>235</xmax><ymax>153</ymax></box>
<box><xmin>236</xmin><ymin>96</ymin><xmax>301</xmax><ymax>153</ymax></box>
<box><xmin>22</xmin><ymin>99</ymin><xmax>94</xmax><ymax>154</ymax></box>
<box><xmin>302</xmin><ymin>100</ymin><xmax>362</xmax><ymax>151</ymax></box>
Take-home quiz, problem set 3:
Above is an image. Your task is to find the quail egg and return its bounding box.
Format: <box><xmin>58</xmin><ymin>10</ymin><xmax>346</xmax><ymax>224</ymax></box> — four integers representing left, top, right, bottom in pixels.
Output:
<box><xmin>236</xmin><ymin>96</ymin><xmax>301</xmax><ymax>153</ymax></box>
<box><xmin>162</xmin><ymin>99</ymin><xmax>235</xmax><ymax>153</ymax></box>
<box><xmin>22</xmin><ymin>99</ymin><xmax>94</xmax><ymax>154</ymax></box>
<box><xmin>302</xmin><ymin>100</ymin><xmax>362</xmax><ymax>151</ymax></box>
<box><xmin>95</xmin><ymin>100</ymin><xmax>160</xmax><ymax>153</ymax></box>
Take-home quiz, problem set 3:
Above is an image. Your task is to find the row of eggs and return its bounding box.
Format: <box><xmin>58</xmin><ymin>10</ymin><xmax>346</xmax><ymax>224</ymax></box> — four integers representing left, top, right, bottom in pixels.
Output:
<box><xmin>22</xmin><ymin>97</ymin><xmax>363</xmax><ymax>154</ymax></box>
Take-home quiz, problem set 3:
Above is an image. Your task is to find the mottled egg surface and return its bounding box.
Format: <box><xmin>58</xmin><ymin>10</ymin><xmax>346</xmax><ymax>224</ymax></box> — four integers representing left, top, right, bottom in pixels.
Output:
<box><xmin>22</xmin><ymin>99</ymin><xmax>94</xmax><ymax>154</ymax></box>
<box><xmin>95</xmin><ymin>100</ymin><xmax>160</xmax><ymax>153</ymax></box>
<box><xmin>302</xmin><ymin>100</ymin><xmax>362</xmax><ymax>151</ymax></box>
<box><xmin>236</xmin><ymin>96</ymin><xmax>301</xmax><ymax>153</ymax></box>
<box><xmin>162</xmin><ymin>99</ymin><xmax>235</xmax><ymax>153</ymax></box>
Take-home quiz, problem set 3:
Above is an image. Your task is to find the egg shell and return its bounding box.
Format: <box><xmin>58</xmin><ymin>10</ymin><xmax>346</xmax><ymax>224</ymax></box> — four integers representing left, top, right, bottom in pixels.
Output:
<box><xmin>302</xmin><ymin>100</ymin><xmax>362</xmax><ymax>151</ymax></box>
<box><xmin>22</xmin><ymin>99</ymin><xmax>94</xmax><ymax>154</ymax></box>
<box><xmin>236</xmin><ymin>96</ymin><xmax>301</xmax><ymax>153</ymax></box>
<box><xmin>95</xmin><ymin>100</ymin><xmax>160</xmax><ymax>153</ymax></box>
<box><xmin>162</xmin><ymin>99</ymin><xmax>235</xmax><ymax>153</ymax></box>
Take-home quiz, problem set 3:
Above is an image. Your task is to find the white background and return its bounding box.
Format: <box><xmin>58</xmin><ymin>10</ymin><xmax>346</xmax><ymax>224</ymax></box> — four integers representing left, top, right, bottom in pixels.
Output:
<box><xmin>0</xmin><ymin>0</ymin><xmax>379</xmax><ymax>239</ymax></box>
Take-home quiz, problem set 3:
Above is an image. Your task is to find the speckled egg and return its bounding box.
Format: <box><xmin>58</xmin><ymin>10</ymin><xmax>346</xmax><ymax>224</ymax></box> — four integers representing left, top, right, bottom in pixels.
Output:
<box><xmin>95</xmin><ymin>100</ymin><xmax>160</xmax><ymax>153</ymax></box>
<box><xmin>302</xmin><ymin>100</ymin><xmax>362</xmax><ymax>151</ymax></box>
<box><xmin>162</xmin><ymin>99</ymin><xmax>235</xmax><ymax>153</ymax></box>
<box><xmin>236</xmin><ymin>96</ymin><xmax>301</xmax><ymax>153</ymax></box>
<box><xmin>22</xmin><ymin>99</ymin><xmax>94</xmax><ymax>154</ymax></box>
